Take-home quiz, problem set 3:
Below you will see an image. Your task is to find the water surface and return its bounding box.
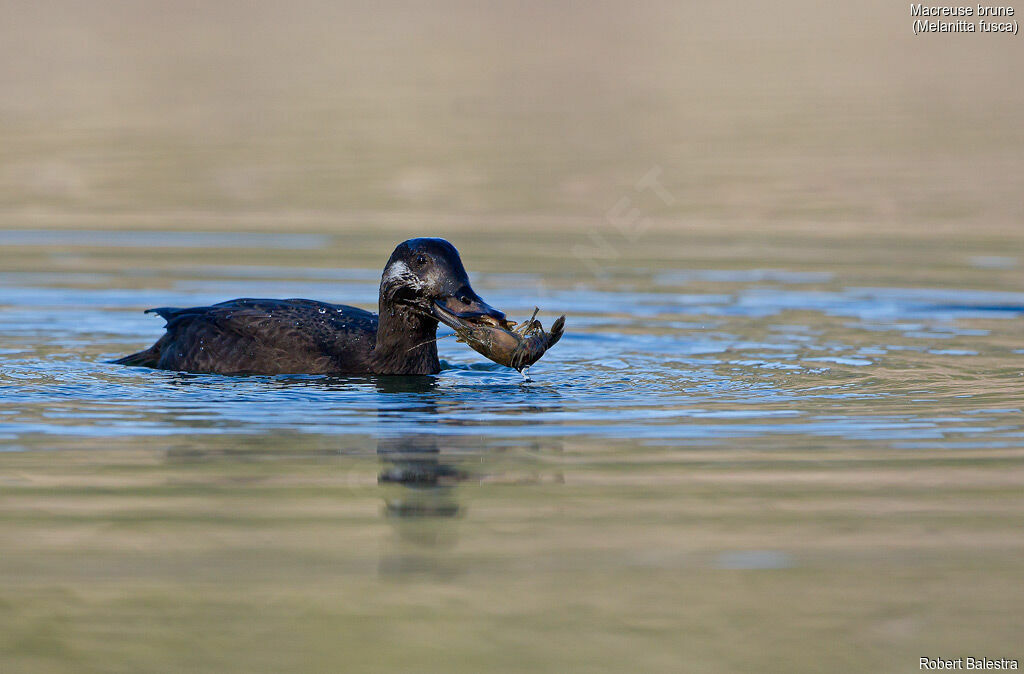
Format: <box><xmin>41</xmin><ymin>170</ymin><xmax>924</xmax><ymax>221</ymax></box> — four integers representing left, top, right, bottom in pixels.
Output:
<box><xmin>1</xmin><ymin>227</ymin><xmax>1022</xmax><ymax>672</ymax></box>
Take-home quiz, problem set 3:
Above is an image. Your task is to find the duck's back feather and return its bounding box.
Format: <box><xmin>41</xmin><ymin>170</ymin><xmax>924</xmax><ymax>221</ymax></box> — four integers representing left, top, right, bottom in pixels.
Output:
<box><xmin>113</xmin><ymin>298</ymin><xmax>380</xmax><ymax>374</ymax></box>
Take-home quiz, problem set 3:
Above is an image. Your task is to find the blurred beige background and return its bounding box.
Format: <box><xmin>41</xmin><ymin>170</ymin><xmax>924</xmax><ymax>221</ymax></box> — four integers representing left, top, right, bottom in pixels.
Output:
<box><xmin>1</xmin><ymin>0</ymin><xmax>1021</xmax><ymax>236</ymax></box>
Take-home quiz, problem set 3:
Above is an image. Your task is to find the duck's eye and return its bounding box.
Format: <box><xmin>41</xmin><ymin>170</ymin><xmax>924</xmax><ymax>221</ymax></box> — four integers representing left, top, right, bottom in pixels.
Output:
<box><xmin>459</xmin><ymin>295</ymin><xmax>470</xmax><ymax>304</ymax></box>
<box><xmin>415</xmin><ymin>255</ymin><xmax>427</xmax><ymax>267</ymax></box>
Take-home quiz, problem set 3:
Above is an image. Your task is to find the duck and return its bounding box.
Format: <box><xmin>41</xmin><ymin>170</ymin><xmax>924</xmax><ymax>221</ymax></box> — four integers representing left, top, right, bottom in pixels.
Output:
<box><xmin>111</xmin><ymin>238</ymin><xmax>508</xmax><ymax>375</ymax></box>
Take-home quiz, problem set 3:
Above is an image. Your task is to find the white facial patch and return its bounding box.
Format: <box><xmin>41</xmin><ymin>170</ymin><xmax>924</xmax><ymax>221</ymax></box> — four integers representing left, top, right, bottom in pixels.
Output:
<box><xmin>382</xmin><ymin>260</ymin><xmax>424</xmax><ymax>290</ymax></box>
<box><xmin>383</xmin><ymin>260</ymin><xmax>409</xmax><ymax>283</ymax></box>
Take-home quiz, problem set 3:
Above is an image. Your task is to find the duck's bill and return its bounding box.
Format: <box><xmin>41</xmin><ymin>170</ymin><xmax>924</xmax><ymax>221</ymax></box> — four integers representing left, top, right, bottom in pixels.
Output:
<box><xmin>433</xmin><ymin>298</ymin><xmax>567</xmax><ymax>372</ymax></box>
<box><xmin>431</xmin><ymin>294</ymin><xmax>509</xmax><ymax>331</ymax></box>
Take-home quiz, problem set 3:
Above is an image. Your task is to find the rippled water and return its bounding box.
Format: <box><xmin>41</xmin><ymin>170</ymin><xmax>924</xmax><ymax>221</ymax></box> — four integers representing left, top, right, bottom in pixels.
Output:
<box><xmin>3</xmin><ymin>228</ymin><xmax>1023</xmax><ymax>673</ymax></box>
<box><xmin>3</xmin><ymin>230</ymin><xmax>1021</xmax><ymax>450</ymax></box>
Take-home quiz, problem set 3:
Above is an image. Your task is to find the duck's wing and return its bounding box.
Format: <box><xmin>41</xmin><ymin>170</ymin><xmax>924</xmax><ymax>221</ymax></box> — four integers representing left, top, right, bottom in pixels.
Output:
<box><xmin>114</xmin><ymin>298</ymin><xmax>378</xmax><ymax>374</ymax></box>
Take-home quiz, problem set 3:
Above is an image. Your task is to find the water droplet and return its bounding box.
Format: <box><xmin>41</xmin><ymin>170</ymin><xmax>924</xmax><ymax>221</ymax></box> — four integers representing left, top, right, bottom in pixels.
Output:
<box><xmin>318</xmin><ymin>308</ymin><xmax>326</xmax><ymax>314</ymax></box>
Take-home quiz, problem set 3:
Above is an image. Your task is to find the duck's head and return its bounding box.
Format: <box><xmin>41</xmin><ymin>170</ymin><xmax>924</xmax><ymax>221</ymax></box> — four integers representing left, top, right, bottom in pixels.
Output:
<box><xmin>380</xmin><ymin>238</ymin><xmax>508</xmax><ymax>330</ymax></box>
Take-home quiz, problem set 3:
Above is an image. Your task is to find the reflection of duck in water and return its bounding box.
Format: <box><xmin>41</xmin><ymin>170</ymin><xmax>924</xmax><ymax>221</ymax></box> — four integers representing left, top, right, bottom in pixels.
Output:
<box><xmin>379</xmin><ymin>433</ymin><xmax>466</xmax><ymax>520</ymax></box>
<box><xmin>112</xmin><ymin>238</ymin><xmax>508</xmax><ymax>375</ymax></box>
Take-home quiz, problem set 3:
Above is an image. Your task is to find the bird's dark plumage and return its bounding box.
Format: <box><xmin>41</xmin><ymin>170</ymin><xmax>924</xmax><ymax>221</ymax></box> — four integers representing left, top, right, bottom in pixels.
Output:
<box><xmin>111</xmin><ymin>238</ymin><xmax>506</xmax><ymax>375</ymax></box>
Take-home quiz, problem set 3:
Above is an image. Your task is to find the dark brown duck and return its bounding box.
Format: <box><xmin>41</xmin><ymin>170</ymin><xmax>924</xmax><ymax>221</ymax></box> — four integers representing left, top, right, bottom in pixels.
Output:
<box><xmin>112</xmin><ymin>238</ymin><xmax>563</xmax><ymax>375</ymax></box>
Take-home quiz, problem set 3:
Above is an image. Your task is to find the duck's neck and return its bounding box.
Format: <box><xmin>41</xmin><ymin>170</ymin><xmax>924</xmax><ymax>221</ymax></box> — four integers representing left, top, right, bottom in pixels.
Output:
<box><xmin>372</xmin><ymin>301</ymin><xmax>441</xmax><ymax>375</ymax></box>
